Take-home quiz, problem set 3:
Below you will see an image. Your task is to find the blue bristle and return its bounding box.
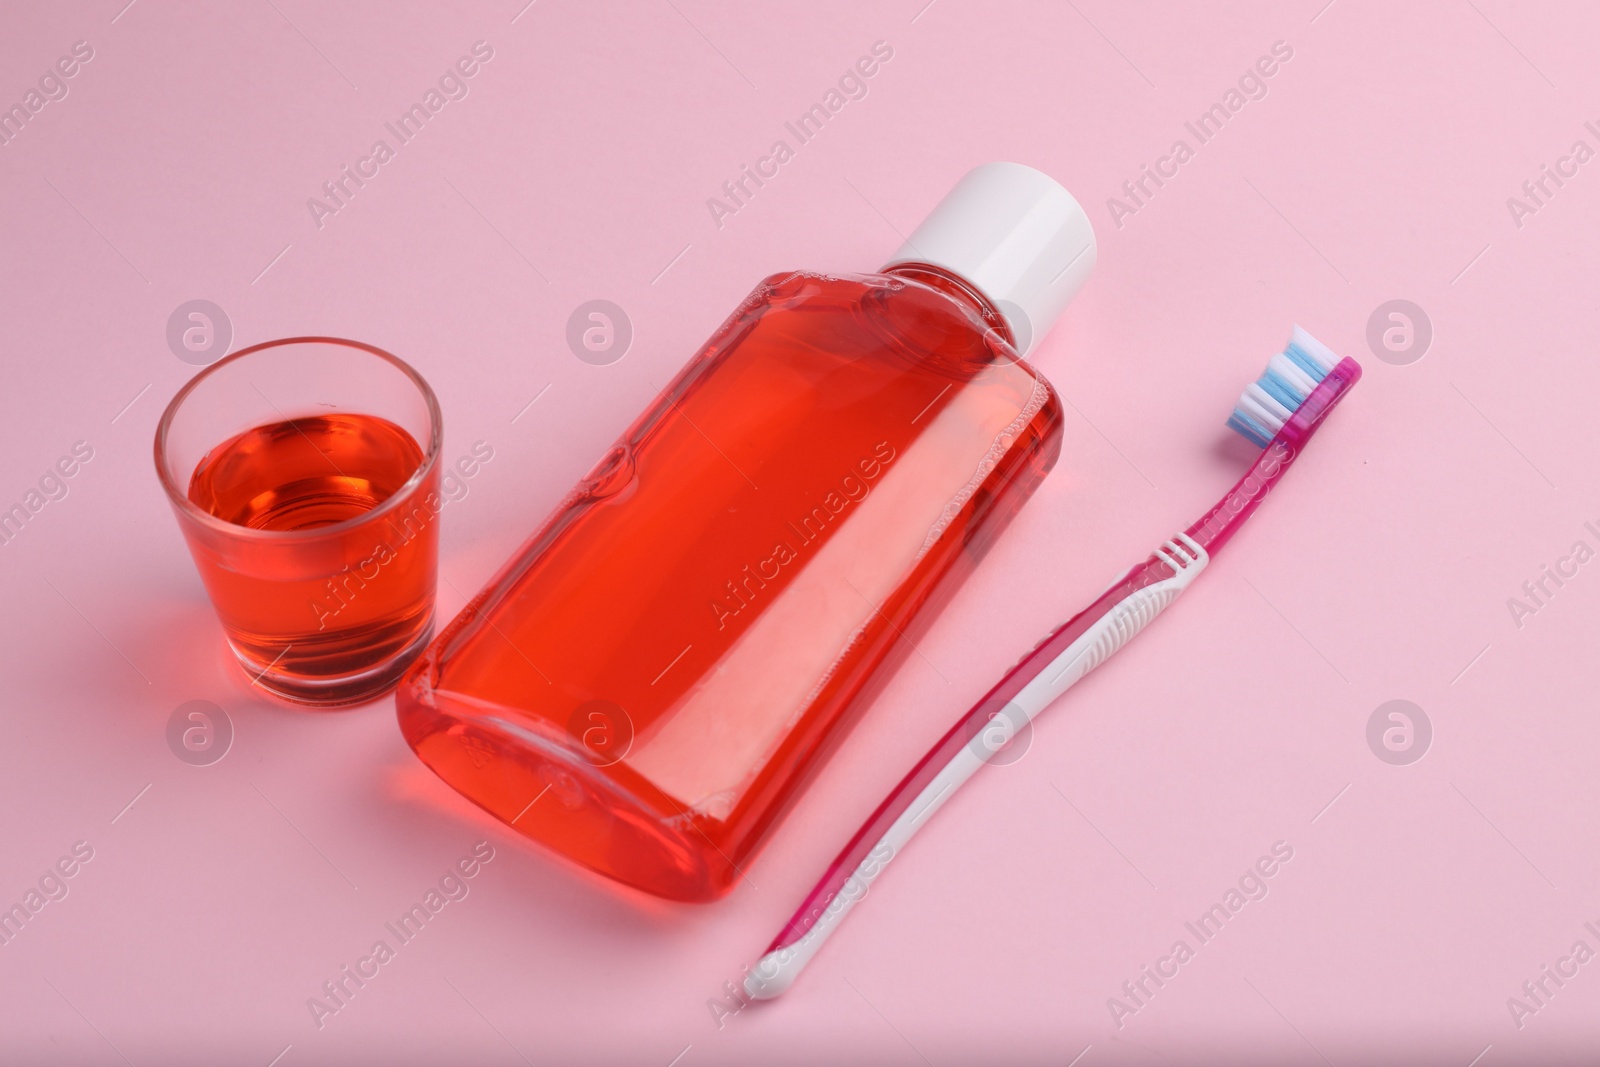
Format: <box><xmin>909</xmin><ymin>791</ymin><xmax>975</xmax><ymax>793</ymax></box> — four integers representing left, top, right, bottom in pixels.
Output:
<box><xmin>1227</xmin><ymin>327</ymin><xmax>1339</xmax><ymax>447</ymax></box>
<box><xmin>1226</xmin><ymin>411</ymin><xmax>1274</xmax><ymax>449</ymax></box>
<box><xmin>1257</xmin><ymin>368</ymin><xmax>1307</xmax><ymax>411</ymax></box>
<box><xmin>1283</xmin><ymin>342</ymin><xmax>1331</xmax><ymax>384</ymax></box>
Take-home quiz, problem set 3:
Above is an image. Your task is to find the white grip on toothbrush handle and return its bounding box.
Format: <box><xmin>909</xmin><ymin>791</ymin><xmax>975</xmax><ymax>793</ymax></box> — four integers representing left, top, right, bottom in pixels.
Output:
<box><xmin>745</xmin><ymin>734</ymin><xmax>994</xmax><ymax>999</ymax></box>
<box><xmin>1022</xmin><ymin>556</ymin><xmax>1202</xmax><ymax>711</ymax></box>
<box><xmin>744</xmin><ymin>538</ymin><xmax>1208</xmax><ymax>1000</ymax></box>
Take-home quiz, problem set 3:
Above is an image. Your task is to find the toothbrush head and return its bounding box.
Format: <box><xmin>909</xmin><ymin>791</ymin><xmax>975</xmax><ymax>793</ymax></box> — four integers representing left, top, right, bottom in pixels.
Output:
<box><xmin>1226</xmin><ymin>326</ymin><xmax>1342</xmax><ymax>448</ymax></box>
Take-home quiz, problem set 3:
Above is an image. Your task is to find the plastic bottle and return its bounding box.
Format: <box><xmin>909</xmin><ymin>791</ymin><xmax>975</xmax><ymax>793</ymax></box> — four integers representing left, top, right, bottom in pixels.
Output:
<box><xmin>397</xmin><ymin>162</ymin><xmax>1096</xmax><ymax>901</ymax></box>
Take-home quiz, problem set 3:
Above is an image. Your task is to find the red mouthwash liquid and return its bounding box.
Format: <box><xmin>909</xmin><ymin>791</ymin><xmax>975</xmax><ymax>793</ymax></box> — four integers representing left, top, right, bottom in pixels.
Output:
<box><xmin>399</xmin><ymin>163</ymin><xmax>1096</xmax><ymax>900</ymax></box>
<box><xmin>187</xmin><ymin>413</ymin><xmax>437</xmax><ymax>694</ymax></box>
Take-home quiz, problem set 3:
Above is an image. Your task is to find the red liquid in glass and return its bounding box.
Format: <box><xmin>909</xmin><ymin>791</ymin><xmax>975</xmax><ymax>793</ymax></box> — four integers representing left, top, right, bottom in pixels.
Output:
<box><xmin>186</xmin><ymin>413</ymin><xmax>438</xmax><ymax>699</ymax></box>
<box><xmin>399</xmin><ymin>267</ymin><xmax>1063</xmax><ymax>900</ymax></box>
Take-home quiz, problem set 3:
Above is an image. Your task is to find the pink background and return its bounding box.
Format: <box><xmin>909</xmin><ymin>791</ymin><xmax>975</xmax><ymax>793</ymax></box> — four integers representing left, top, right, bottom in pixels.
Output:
<box><xmin>3</xmin><ymin>1</ymin><xmax>1598</xmax><ymax>1063</ymax></box>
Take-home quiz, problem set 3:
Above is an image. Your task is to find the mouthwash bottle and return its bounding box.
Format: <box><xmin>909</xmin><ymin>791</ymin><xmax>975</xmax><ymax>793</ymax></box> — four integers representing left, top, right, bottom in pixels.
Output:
<box><xmin>399</xmin><ymin>163</ymin><xmax>1096</xmax><ymax>901</ymax></box>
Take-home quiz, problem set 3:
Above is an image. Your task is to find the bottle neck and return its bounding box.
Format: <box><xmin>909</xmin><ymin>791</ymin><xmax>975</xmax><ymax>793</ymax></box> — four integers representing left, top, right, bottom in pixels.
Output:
<box><xmin>882</xmin><ymin>262</ymin><xmax>1017</xmax><ymax>352</ymax></box>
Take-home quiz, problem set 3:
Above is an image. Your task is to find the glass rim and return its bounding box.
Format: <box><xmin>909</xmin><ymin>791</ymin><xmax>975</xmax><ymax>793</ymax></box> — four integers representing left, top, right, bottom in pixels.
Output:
<box><xmin>153</xmin><ymin>336</ymin><xmax>444</xmax><ymax>544</ymax></box>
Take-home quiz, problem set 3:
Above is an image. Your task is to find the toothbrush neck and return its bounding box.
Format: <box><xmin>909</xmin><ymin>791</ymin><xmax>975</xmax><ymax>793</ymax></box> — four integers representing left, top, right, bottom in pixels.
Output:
<box><xmin>882</xmin><ymin>262</ymin><xmax>1018</xmax><ymax>352</ymax></box>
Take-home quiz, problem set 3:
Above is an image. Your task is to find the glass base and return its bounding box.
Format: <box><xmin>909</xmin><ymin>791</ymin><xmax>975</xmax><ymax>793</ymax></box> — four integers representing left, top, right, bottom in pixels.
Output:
<box><xmin>231</xmin><ymin>621</ymin><xmax>435</xmax><ymax>707</ymax></box>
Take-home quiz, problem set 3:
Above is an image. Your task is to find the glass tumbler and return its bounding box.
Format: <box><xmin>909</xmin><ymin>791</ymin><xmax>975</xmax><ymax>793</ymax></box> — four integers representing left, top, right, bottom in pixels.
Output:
<box><xmin>155</xmin><ymin>337</ymin><xmax>442</xmax><ymax>706</ymax></box>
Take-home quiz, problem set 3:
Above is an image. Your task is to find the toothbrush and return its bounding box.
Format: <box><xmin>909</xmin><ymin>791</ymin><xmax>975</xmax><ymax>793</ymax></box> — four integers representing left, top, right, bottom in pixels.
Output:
<box><xmin>743</xmin><ymin>326</ymin><xmax>1361</xmax><ymax>999</ymax></box>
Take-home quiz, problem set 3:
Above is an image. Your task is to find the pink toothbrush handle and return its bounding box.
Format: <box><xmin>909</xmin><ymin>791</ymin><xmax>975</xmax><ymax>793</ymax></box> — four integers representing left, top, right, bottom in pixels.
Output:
<box><xmin>783</xmin><ymin>559</ymin><xmax>1158</xmax><ymax>931</ymax></box>
<box><xmin>743</xmin><ymin>357</ymin><xmax>1360</xmax><ymax>999</ymax></box>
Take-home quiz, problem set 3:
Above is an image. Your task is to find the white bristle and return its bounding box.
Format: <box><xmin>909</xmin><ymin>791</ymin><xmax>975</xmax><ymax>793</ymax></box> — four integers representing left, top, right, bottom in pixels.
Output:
<box><xmin>1239</xmin><ymin>388</ymin><xmax>1285</xmax><ymax>435</ymax></box>
<box><xmin>1290</xmin><ymin>325</ymin><xmax>1337</xmax><ymax>374</ymax></box>
<box><xmin>1245</xmin><ymin>382</ymin><xmax>1293</xmax><ymax>424</ymax></box>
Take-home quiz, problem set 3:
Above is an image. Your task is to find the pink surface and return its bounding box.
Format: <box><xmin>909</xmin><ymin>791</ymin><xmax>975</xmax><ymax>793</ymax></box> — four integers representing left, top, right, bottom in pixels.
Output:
<box><xmin>1</xmin><ymin>1</ymin><xmax>1597</xmax><ymax>1063</ymax></box>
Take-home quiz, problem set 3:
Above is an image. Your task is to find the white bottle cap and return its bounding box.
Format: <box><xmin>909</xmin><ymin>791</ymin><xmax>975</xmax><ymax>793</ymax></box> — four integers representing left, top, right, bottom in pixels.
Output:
<box><xmin>882</xmin><ymin>162</ymin><xmax>1096</xmax><ymax>358</ymax></box>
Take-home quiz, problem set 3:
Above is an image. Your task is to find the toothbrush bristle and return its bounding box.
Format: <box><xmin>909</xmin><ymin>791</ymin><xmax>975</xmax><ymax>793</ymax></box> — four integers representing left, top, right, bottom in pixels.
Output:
<box><xmin>1226</xmin><ymin>326</ymin><xmax>1339</xmax><ymax>448</ymax></box>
